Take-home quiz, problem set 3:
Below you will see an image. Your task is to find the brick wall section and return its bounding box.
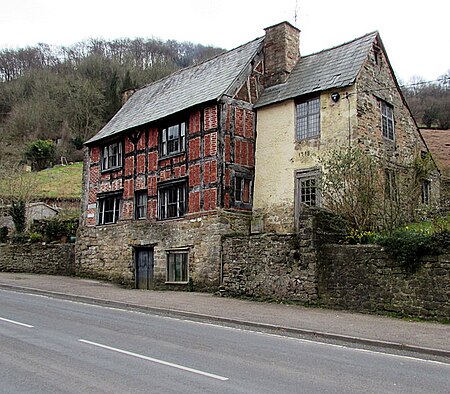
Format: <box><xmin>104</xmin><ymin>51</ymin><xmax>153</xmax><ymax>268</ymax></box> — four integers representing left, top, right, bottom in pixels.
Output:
<box><xmin>318</xmin><ymin>245</ymin><xmax>450</xmax><ymax>320</ymax></box>
<box><xmin>0</xmin><ymin>244</ymin><xmax>75</xmax><ymax>275</ymax></box>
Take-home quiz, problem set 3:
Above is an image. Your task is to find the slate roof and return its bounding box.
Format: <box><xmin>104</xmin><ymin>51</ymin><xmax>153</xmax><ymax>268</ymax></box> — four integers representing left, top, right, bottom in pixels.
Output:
<box><xmin>86</xmin><ymin>37</ymin><xmax>264</xmax><ymax>144</ymax></box>
<box><xmin>254</xmin><ymin>31</ymin><xmax>378</xmax><ymax>108</ymax></box>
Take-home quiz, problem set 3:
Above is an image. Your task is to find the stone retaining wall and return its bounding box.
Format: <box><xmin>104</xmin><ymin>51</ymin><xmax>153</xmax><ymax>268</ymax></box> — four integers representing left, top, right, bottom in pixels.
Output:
<box><xmin>0</xmin><ymin>243</ymin><xmax>75</xmax><ymax>275</ymax></box>
<box><xmin>221</xmin><ymin>234</ymin><xmax>318</xmax><ymax>302</ymax></box>
<box><xmin>318</xmin><ymin>244</ymin><xmax>450</xmax><ymax>320</ymax></box>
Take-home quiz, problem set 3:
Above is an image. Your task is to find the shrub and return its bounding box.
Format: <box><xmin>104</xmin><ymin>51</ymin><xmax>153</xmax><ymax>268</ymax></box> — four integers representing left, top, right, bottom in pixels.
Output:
<box><xmin>374</xmin><ymin>228</ymin><xmax>430</xmax><ymax>271</ymax></box>
<box><xmin>29</xmin><ymin>232</ymin><xmax>43</xmax><ymax>243</ymax></box>
<box><xmin>9</xmin><ymin>199</ymin><xmax>26</xmax><ymax>233</ymax></box>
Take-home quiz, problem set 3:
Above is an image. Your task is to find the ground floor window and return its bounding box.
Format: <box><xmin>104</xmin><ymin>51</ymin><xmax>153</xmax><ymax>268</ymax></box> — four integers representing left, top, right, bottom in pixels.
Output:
<box><xmin>98</xmin><ymin>194</ymin><xmax>121</xmax><ymax>225</ymax></box>
<box><xmin>296</xmin><ymin>169</ymin><xmax>320</xmax><ymax>208</ymax></box>
<box><xmin>421</xmin><ymin>180</ymin><xmax>431</xmax><ymax>205</ymax></box>
<box><xmin>166</xmin><ymin>250</ymin><xmax>188</xmax><ymax>282</ymax></box>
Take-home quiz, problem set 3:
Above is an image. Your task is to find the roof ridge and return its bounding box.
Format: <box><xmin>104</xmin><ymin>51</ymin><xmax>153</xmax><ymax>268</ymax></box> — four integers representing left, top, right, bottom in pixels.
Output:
<box><xmin>302</xmin><ymin>31</ymin><xmax>378</xmax><ymax>59</ymax></box>
<box><xmin>134</xmin><ymin>36</ymin><xmax>264</xmax><ymax>93</ymax></box>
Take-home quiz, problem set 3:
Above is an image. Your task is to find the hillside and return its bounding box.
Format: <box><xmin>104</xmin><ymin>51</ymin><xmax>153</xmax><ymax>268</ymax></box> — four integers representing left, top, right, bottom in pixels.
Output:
<box><xmin>0</xmin><ymin>162</ymin><xmax>83</xmax><ymax>200</ymax></box>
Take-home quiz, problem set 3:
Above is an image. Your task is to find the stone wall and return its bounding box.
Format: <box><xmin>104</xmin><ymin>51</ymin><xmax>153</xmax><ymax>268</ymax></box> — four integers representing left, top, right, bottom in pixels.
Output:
<box><xmin>76</xmin><ymin>210</ymin><xmax>250</xmax><ymax>290</ymax></box>
<box><xmin>221</xmin><ymin>234</ymin><xmax>317</xmax><ymax>302</ymax></box>
<box><xmin>0</xmin><ymin>243</ymin><xmax>75</xmax><ymax>275</ymax></box>
<box><xmin>318</xmin><ymin>244</ymin><xmax>449</xmax><ymax>320</ymax></box>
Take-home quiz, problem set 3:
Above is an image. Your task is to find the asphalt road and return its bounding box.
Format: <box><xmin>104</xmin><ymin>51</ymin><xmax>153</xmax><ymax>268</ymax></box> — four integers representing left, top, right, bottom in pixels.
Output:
<box><xmin>1</xmin><ymin>289</ymin><xmax>449</xmax><ymax>394</ymax></box>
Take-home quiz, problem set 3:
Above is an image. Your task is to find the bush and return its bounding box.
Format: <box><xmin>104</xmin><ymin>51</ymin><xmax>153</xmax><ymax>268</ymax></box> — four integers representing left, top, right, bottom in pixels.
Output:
<box><xmin>374</xmin><ymin>228</ymin><xmax>430</xmax><ymax>271</ymax></box>
<box><xmin>25</xmin><ymin>139</ymin><xmax>56</xmax><ymax>171</ymax></box>
<box><xmin>28</xmin><ymin>232</ymin><xmax>43</xmax><ymax>243</ymax></box>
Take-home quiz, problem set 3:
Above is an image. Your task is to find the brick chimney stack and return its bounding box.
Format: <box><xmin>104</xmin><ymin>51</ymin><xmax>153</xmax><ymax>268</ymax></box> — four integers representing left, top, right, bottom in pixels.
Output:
<box><xmin>263</xmin><ymin>21</ymin><xmax>300</xmax><ymax>87</ymax></box>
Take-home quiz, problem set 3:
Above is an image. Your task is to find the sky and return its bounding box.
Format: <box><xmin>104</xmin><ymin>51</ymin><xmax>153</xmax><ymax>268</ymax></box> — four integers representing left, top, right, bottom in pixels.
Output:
<box><xmin>0</xmin><ymin>0</ymin><xmax>448</xmax><ymax>83</ymax></box>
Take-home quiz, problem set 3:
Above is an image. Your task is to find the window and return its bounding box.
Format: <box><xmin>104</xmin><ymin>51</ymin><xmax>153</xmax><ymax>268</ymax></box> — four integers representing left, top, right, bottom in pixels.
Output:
<box><xmin>296</xmin><ymin>97</ymin><xmax>320</xmax><ymax>140</ymax></box>
<box><xmin>421</xmin><ymin>180</ymin><xmax>431</xmax><ymax>205</ymax></box>
<box><xmin>167</xmin><ymin>251</ymin><xmax>188</xmax><ymax>282</ymax></box>
<box><xmin>235</xmin><ymin>176</ymin><xmax>252</xmax><ymax>204</ymax></box>
<box><xmin>296</xmin><ymin>169</ymin><xmax>320</xmax><ymax>208</ymax></box>
<box><xmin>160</xmin><ymin>122</ymin><xmax>186</xmax><ymax>157</ymax></box>
<box><xmin>158</xmin><ymin>181</ymin><xmax>187</xmax><ymax>220</ymax></box>
<box><xmin>98</xmin><ymin>195</ymin><xmax>121</xmax><ymax>225</ymax></box>
<box><xmin>101</xmin><ymin>142</ymin><xmax>122</xmax><ymax>171</ymax></box>
<box><xmin>134</xmin><ymin>191</ymin><xmax>147</xmax><ymax>219</ymax></box>
<box><xmin>381</xmin><ymin>100</ymin><xmax>394</xmax><ymax>140</ymax></box>
<box><xmin>385</xmin><ymin>170</ymin><xmax>398</xmax><ymax>201</ymax></box>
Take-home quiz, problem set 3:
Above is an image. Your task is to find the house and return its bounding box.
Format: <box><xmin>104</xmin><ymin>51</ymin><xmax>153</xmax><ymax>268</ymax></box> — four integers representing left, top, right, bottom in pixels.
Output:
<box><xmin>0</xmin><ymin>202</ymin><xmax>59</xmax><ymax>231</ymax></box>
<box><xmin>78</xmin><ymin>22</ymin><xmax>438</xmax><ymax>290</ymax></box>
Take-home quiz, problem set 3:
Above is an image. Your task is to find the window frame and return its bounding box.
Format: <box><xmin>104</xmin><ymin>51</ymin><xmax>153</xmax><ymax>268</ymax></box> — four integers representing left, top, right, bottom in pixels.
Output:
<box><xmin>295</xmin><ymin>96</ymin><xmax>321</xmax><ymax>141</ymax></box>
<box><xmin>158</xmin><ymin>180</ymin><xmax>187</xmax><ymax>220</ymax></box>
<box><xmin>421</xmin><ymin>180</ymin><xmax>431</xmax><ymax>205</ymax></box>
<box><xmin>235</xmin><ymin>175</ymin><xmax>252</xmax><ymax>205</ymax></box>
<box><xmin>101</xmin><ymin>141</ymin><xmax>123</xmax><ymax>171</ymax></box>
<box><xmin>295</xmin><ymin>168</ymin><xmax>321</xmax><ymax>227</ymax></box>
<box><xmin>159</xmin><ymin>121</ymin><xmax>186</xmax><ymax>158</ymax></box>
<box><xmin>385</xmin><ymin>169</ymin><xmax>398</xmax><ymax>202</ymax></box>
<box><xmin>166</xmin><ymin>250</ymin><xmax>189</xmax><ymax>283</ymax></box>
<box><xmin>381</xmin><ymin>100</ymin><xmax>395</xmax><ymax>141</ymax></box>
<box><xmin>97</xmin><ymin>194</ymin><xmax>121</xmax><ymax>225</ymax></box>
<box><xmin>134</xmin><ymin>190</ymin><xmax>148</xmax><ymax>220</ymax></box>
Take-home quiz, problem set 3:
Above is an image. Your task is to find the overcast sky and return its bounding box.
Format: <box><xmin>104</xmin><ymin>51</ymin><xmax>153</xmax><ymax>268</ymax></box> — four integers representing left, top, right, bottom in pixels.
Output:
<box><xmin>0</xmin><ymin>0</ymin><xmax>448</xmax><ymax>82</ymax></box>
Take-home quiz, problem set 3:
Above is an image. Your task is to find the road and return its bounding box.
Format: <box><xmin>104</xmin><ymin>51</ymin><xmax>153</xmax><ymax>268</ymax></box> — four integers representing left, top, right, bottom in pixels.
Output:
<box><xmin>0</xmin><ymin>289</ymin><xmax>449</xmax><ymax>393</ymax></box>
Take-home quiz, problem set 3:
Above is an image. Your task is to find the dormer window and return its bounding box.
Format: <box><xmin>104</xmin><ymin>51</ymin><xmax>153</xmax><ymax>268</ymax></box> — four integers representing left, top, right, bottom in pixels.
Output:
<box><xmin>160</xmin><ymin>121</ymin><xmax>186</xmax><ymax>157</ymax></box>
<box><xmin>101</xmin><ymin>141</ymin><xmax>123</xmax><ymax>171</ymax></box>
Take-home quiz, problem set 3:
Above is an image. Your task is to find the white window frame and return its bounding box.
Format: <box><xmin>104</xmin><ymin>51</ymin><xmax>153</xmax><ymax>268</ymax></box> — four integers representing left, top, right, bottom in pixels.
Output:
<box><xmin>166</xmin><ymin>250</ymin><xmax>188</xmax><ymax>283</ymax></box>
<box><xmin>134</xmin><ymin>191</ymin><xmax>148</xmax><ymax>219</ymax></box>
<box><xmin>101</xmin><ymin>141</ymin><xmax>123</xmax><ymax>171</ymax></box>
<box><xmin>98</xmin><ymin>195</ymin><xmax>121</xmax><ymax>225</ymax></box>
<box><xmin>381</xmin><ymin>100</ymin><xmax>394</xmax><ymax>141</ymax></box>
<box><xmin>160</xmin><ymin>122</ymin><xmax>186</xmax><ymax>157</ymax></box>
<box><xmin>158</xmin><ymin>181</ymin><xmax>187</xmax><ymax>220</ymax></box>
<box><xmin>296</xmin><ymin>97</ymin><xmax>320</xmax><ymax>140</ymax></box>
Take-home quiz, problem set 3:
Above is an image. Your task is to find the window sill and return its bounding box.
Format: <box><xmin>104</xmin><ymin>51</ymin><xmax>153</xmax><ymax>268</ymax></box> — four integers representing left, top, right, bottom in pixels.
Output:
<box><xmin>165</xmin><ymin>281</ymin><xmax>189</xmax><ymax>285</ymax></box>
<box><xmin>158</xmin><ymin>151</ymin><xmax>185</xmax><ymax>161</ymax></box>
<box><xmin>100</xmin><ymin>166</ymin><xmax>123</xmax><ymax>174</ymax></box>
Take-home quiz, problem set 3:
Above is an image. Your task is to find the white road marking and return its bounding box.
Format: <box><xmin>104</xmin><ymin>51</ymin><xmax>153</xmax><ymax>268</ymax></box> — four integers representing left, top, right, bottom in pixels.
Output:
<box><xmin>78</xmin><ymin>339</ymin><xmax>229</xmax><ymax>381</ymax></box>
<box><xmin>0</xmin><ymin>316</ymin><xmax>34</xmax><ymax>328</ymax></box>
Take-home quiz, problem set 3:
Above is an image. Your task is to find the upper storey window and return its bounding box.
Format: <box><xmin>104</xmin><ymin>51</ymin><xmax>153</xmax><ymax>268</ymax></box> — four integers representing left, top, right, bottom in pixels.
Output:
<box><xmin>381</xmin><ymin>100</ymin><xmax>394</xmax><ymax>141</ymax></box>
<box><xmin>160</xmin><ymin>122</ymin><xmax>186</xmax><ymax>157</ymax></box>
<box><xmin>101</xmin><ymin>142</ymin><xmax>122</xmax><ymax>171</ymax></box>
<box><xmin>296</xmin><ymin>97</ymin><xmax>320</xmax><ymax>140</ymax></box>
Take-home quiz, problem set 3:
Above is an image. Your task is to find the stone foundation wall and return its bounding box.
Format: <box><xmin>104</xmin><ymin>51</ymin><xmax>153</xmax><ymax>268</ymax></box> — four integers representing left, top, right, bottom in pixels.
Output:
<box><xmin>0</xmin><ymin>244</ymin><xmax>75</xmax><ymax>275</ymax></box>
<box><xmin>76</xmin><ymin>211</ymin><xmax>250</xmax><ymax>290</ymax></box>
<box><xmin>318</xmin><ymin>244</ymin><xmax>450</xmax><ymax>320</ymax></box>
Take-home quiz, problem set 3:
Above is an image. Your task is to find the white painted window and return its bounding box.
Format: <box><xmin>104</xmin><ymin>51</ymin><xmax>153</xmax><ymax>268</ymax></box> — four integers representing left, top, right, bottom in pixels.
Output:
<box><xmin>158</xmin><ymin>181</ymin><xmax>187</xmax><ymax>220</ymax></box>
<box><xmin>160</xmin><ymin>122</ymin><xmax>186</xmax><ymax>157</ymax></box>
<box><xmin>101</xmin><ymin>142</ymin><xmax>122</xmax><ymax>171</ymax></box>
<box><xmin>98</xmin><ymin>195</ymin><xmax>120</xmax><ymax>224</ymax></box>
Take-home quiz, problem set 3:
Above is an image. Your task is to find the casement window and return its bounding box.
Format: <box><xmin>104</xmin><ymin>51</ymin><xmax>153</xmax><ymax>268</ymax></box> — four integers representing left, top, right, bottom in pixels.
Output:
<box><xmin>134</xmin><ymin>191</ymin><xmax>147</xmax><ymax>219</ymax></box>
<box><xmin>101</xmin><ymin>142</ymin><xmax>123</xmax><ymax>171</ymax></box>
<box><xmin>381</xmin><ymin>100</ymin><xmax>394</xmax><ymax>140</ymax></box>
<box><xmin>166</xmin><ymin>250</ymin><xmax>188</xmax><ymax>283</ymax></box>
<box><xmin>98</xmin><ymin>195</ymin><xmax>121</xmax><ymax>225</ymax></box>
<box><xmin>385</xmin><ymin>170</ymin><xmax>398</xmax><ymax>201</ymax></box>
<box><xmin>296</xmin><ymin>169</ymin><xmax>320</xmax><ymax>208</ymax></box>
<box><xmin>235</xmin><ymin>176</ymin><xmax>252</xmax><ymax>204</ymax></box>
<box><xmin>421</xmin><ymin>180</ymin><xmax>431</xmax><ymax>205</ymax></box>
<box><xmin>160</xmin><ymin>122</ymin><xmax>186</xmax><ymax>157</ymax></box>
<box><xmin>296</xmin><ymin>97</ymin><xmax>320</xmax><ymax>140</ymax></box>
<box><xmin>158</xmin><ymin>181</ymin><xmax>187</xmax><ymax>220</ymax></box>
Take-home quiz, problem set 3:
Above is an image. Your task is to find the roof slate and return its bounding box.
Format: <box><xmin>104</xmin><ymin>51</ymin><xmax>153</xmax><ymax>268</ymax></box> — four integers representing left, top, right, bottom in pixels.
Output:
<box><xmin>86</xmin><ymin>37</ymin><xmax>264</xmax><ymax>144</ymax></box>
<box><xmin>254</xmin><ymin>32</ymin><xmax>378</xmax><ymax>108</ymax></box>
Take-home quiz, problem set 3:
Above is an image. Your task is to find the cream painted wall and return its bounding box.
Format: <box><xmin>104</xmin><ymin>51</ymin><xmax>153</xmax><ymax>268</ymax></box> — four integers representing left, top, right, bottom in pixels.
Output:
<box><xmin>254</xmin><ymin>86</ymin><xmax>357</xmax><ymax>232</ymax></box>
